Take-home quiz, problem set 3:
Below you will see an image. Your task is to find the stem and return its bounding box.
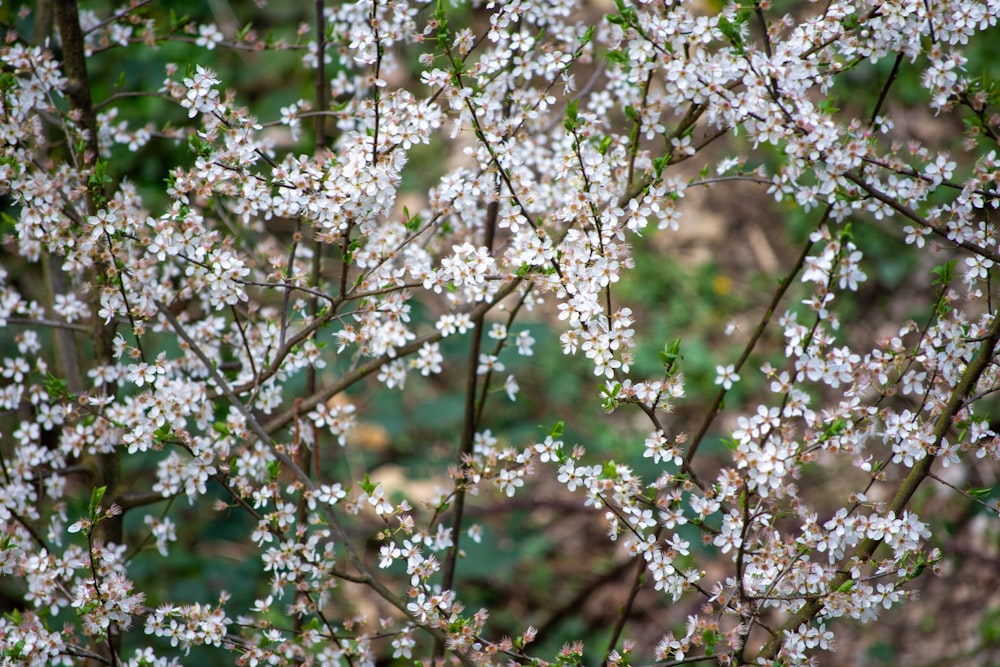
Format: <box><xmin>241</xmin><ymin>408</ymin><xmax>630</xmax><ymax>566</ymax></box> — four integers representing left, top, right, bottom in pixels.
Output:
<box><xmin>302</xmin><ymin>0</ymin><xmax>327</xmax><ymax>487</ymax></box>
<box><xmin>844</xmin><ymin>172</ymin><xmax>1000</xmax><ymax>264</ymax></box>
<box><xmin>603</xmin><ymin>545</ymin><xmax>651</xmax><ymax>663</ymax></box>
<box><xmin>35</xmin><ymin>0</ymin><xmax>84</xmax><ymax>424</ymax></box>
<box><xmin>436</xmin><ymin>198</ymin><xmax>501</xmax><ymax>660</ymax></box>
<box><xmin>684</xmin><ymin>216</ymin><xmax>822</xmax><ymax>465</ymax></box>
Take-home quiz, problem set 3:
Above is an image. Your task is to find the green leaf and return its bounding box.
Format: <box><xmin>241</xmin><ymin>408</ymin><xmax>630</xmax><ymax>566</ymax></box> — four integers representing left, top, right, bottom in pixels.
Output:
<box><xmin>360</xmin><ymin>474</ymin><xmax>377</xmax><ymax>495</ymax></box>
<box><xmin>818</xmin><ymin>97</ymin><xmax>840</xmax><ymax>114</ymax></box>
<box><xmin>88</xmin><ymin>160</ymin><xmax>112</xmax><ymax>188</ymax></box>
<box><xmin>597</xmin><ymin>135</ymin><xmax>613</xmax><ymax>155</ymax></box>
<box><xmin>564</xmin><ymin>99</ymin><xmax>579</xmax><ymax>132</ymax></box>
<box><xmin>838</xmin><ymin>221</ymin><xmax>855</xmax><ymax>243</ymax></box>
<box><xmin>601</xmin><ymin>381</ymin><xmax>622</xmax><ymax>411</ymax></box>
<box><xmin>89</xmin><ymin>486</ymin><xmax>107</xmax><ymax>518</ymax></box>
<box><xmin>0</xmin><ymin>211</ymin><xmax>16</xmax><ymax>234</ymax></box>
<box><xmin>718</xmin><ymin>9</ymin><xmax>751</xmax><ymax>51</ymax></box>
<box><xmin>6</xmin><ymin>639</ymin><xmax>26</xmax><ymax>659</ymax></box>
<box><xmin>818</xmin><ymin>417</ymin><xmax>846</xmax><ymax>443</ymax></box>
<box><xmin>403</xmin><ymin>206</ymin><xmax>423</xmax><ymax>232</ymax></box>
<box><xmin>659</xmin><ymin>337</ymin><xmax>682</xmax><ymax>369</ymax></box>
<box><xmin>605</xmin><ymin>49</ymin><xmax>628</xmax><ymax>65</ymax></box>
<box><xmin>931</xmin><ymin>259</ymin><xmax>956</xmax><ymax>286</ymax></box>
<box><xmin>44</xmin><ymin>373</ymin><xmax>69</xmax><ymax>399</ymax></box>
<box><xmin>169</xmin><ymin>10</ymin><xmax>191</xmax><ymax>31</ymax></box>
<box><xmin>653</xmin><ymin>155</ymin><xmax>669</xmax><ymax>178</ymax></box>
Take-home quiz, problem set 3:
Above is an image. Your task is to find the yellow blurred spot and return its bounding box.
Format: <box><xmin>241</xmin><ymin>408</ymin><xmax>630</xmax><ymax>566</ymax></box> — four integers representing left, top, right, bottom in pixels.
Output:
<box><xmin>712</xmin><ymin>274</ymin><xmax>732</xmax><ymax>296</ymax></box>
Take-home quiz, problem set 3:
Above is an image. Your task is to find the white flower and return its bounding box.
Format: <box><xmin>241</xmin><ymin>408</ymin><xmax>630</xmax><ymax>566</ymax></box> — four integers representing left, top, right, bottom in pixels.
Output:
<box><xmin>715</xmin><ymin>364</ymin><xmax>740</xmax><ymax>390</ymax></box>
<box><xmin>368</xmin><ymin>485</ymin><xmax>394</xmax><ymax>515</ymax></box>
<box><xmin>504</xmin><ymin>374</ymin><xmax>519</xmax><ymax>401</ymax></box>
<box><xmin>196</xmin><ymin>24</ymin><xmax>224</xmax><ymax>50</ymax></box>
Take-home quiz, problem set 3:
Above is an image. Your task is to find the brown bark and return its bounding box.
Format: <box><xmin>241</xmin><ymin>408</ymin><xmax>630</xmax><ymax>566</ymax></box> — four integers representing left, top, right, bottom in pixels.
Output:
<box><xmin>51</xmin><ymin>2</ymin><xmax>123</xmax><ymax>663</ymax></box>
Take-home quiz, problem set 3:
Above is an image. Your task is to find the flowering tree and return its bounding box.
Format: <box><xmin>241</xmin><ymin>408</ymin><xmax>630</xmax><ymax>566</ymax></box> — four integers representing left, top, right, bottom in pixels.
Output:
<box><xmin>2</xmin><ymin>0</ymin><xmax>1000</xmax><ymax>665</ymax></box>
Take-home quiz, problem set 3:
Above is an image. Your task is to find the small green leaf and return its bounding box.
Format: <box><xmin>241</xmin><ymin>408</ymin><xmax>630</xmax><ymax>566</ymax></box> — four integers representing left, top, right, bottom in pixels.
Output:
<box><xmin>659</xmin><ymin>337</ymin><xmax>682</xmax><ymax>368</ymax></box>
<box><xmin>653</xmin><ymin>155</ymin><xmax>669</xmax><ymax>177</ymax></box>
<box><xmin>597</xmin><ymin>135</ymin><xmax>613</xmax><ymax>155</ymax></box>
<box><xmin>89</xmin><ymin>486</ymin><xmax>107</xmax><ymax>517</ymax></box>
<box><xmin>169</xmin><ymin>10</ymin><xmax>191</xmax><ymax>31</ymax></box>
<box><xmin>44</xmin><ymin>373</ymin><xmax>70</xmax><ymax>399</ymax></box>
<box><xmin>564</xmin><ymin>99</ymin><xmax>579</xmax><ymax>132</ymax></box>
<box><xmin>818</xmin><ymin>417</ymin><xmax>846</xmax><ymax>443</ymax></box>
<box><xmin>931</xmin><ymin>259</ymin><xmax>956</xmax><ymax>286</ymax></box>
<box><xmin>360</xmin><ymin>474</ymin><xmax>377</xmax><ymax>495</ymax></box>
<box><xmin>605</xmin><ymin>48</ymin><xmax>628</xmax><ymax>64</ymax></box>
